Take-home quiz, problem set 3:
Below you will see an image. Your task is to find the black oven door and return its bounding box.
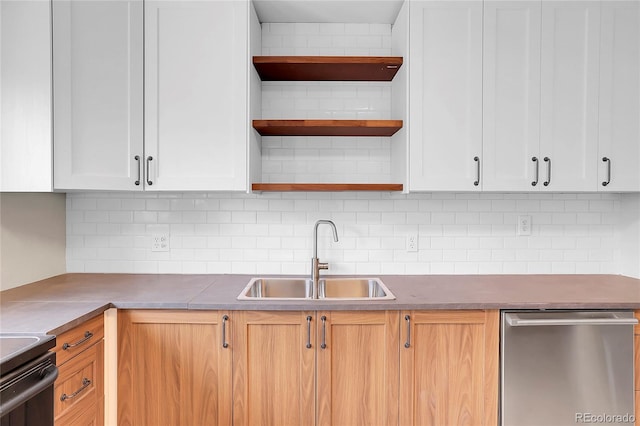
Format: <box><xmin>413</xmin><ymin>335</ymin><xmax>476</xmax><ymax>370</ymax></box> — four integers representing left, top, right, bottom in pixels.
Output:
<box><xmin>0</xmin><ymin>352</ymin><xmax>58</xmax><ymax>426</ymax></box>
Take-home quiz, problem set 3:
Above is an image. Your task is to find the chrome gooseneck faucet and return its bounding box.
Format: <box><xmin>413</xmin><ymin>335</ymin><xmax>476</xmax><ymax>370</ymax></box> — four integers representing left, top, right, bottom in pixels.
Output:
<box><xmin>311</xmin><ymin>220</ymin><xmax>339</xmax><ymax>299</ymax></box>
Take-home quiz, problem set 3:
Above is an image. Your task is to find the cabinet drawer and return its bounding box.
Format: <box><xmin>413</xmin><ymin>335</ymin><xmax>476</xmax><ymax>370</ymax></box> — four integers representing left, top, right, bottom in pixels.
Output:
<box><xmin>55</xmin><ymin>400</ymin><xmax>100</xmax><ymax>426</ymax></box>
<box><xmin>54</xmin><ymin>315</ymin><xmax>104</xmax><ymax>365</ymax></box>
<box><xmin>54</xmin><ymin>340</ymin><xmax>103</xmax><ymax>422</ymax></box>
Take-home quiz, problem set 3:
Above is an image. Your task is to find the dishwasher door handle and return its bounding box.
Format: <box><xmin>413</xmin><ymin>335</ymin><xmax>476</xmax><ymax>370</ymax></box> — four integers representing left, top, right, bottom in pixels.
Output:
<box><xmin>505</xmin><ymin>313</ymin><xmax>639</xmax><ymax>327</ymax></box>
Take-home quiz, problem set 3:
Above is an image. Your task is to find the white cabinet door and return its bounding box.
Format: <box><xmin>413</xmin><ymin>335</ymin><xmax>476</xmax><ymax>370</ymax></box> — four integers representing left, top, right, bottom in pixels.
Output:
<box><xmin>53</xmin><ymin>0</ymin><xmax>143</xmax><ymax>191</ymax></box>
<box><xmin>1</xmin><ymin>0</ymin><xmax>52</xmax><ymax>191</ymax></box>
<box><xmin>598</xmin><ymin>1</ymin><xmax>640</xmax><ymax>192</ymax></box>
<box><xmin>409</xmin><ymin>1</ymin><xmax>482</xmax><ymax>191</ymax></box>
<box><xmin>539</xmin><ymin>1</ymin><xmax>600</xmax><ymax>191</ymax></box>
<box><xmin>482</xmin><ymin>1</ymin><xmax>541</xmax><ymax>191</ymax></box>
<box><xmin>144</xmin><ymin>0</ymin><xmax>248</xmax><ymax>191</ymax></box>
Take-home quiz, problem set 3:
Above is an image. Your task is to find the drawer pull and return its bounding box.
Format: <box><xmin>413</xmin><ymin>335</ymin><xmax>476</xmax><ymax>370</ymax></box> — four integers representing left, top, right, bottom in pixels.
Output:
<box><xmin>222</xmin><ymin>315</ymin><xmax>229</xmax><ymax>348</ymax></box>
<box><xmin>306</xmin><ymin>315</ymin><xmax>312</xmax><ymax>349</ymax></box>
<box><xmin>320</xmin><ymin>315</ymin><xmax>327</xmax><ymax>349</ymax></box>
<box><xmin>62</xmin><ymin>331</ymin><xmax>94</xmax><ymax>350</ymax></box>
<box><xmin>404</xmin><ymin>314</ymin><xmax>411</xmax><ymax>348</ymax></box>
<box><xmin>60</xmin><ymin>378</ymin><xmax>91</xmax><ymax>401</ymax></box>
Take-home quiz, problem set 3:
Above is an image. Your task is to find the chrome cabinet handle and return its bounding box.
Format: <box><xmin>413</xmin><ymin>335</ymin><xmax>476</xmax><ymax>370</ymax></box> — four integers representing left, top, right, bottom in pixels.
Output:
<box><xmin>404</xmin><ymin>315</ymin><xmax>411</xmax><ymax>348</ymax></box>
<box><xmin>146</xmin><ymin>156</ymin><xmax>153</xmax><ymax>186</ymax></box>
<box><xmin>60</xmin><ymin>378</ymin><xmax>91</xmax><ymax>401</ymax></box>
<box><xmin>543</xmin><ymin>157</ymin><xmax>551</xmax><ymax>186</ymax></box>
<box><xmin>473</xmin><ymin>156</ymin><xmax>480</xmax><ymax>186</ymax></box>
<box><xmin>62</xmin><ymin>331</ymin><xmax>93</xmax><ymax>350</ymax></box>
<box><xmin>134</xmin><ymin>155</ymin><xmax>141</xmax><ymax>186</ymax></box>
<box><xmin>306</xmin><ymin>315</ymin><xmax>312</xmax><ymax>349</ymax></box>
<box><xmin>531</xmin><ymin>157</ymin><xmax>539</xmax><ymax>186</ymax></box>
<box><xmin>320</xmin><ymin>315</ymin><xmax>327</xmax><ymax>349</ymax></box>
<box><xmin>222</xmin><ymin>315</ymin><xmax>229</xmax><ymax>348</ymax></box>
<box><xmin>602</xmin><ymin>157</ymin><xmax>611</xmax><ymax>186</ymax></box>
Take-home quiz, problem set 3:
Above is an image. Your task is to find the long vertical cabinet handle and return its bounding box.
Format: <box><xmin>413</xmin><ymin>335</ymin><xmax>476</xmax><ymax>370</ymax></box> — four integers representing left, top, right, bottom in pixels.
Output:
<box><xmin>473</xmin><ymin>157</ymin><xmax>480</xmax><ymax>186</ymax></box>
<box><xmin>531</xmin><ymin>157</ymin><xmax>539</xmax><ymax>186</ymax></box>
<box><xmin>404</xmin><ymin>314</ymin><xmax>411</xmax><ymax>348</ymax></box>
<box><xmin>134</xmin><ymin>155</ymin><xmax>141</xmax><ymax>186</ymax></box>
<box><xmin>320</xmin><ymin>315</ymin><xmax>327</xmax><ymax>349</ymax></box>
<box><xmin>306</xmin><ymin>315</ymin><xmax>312</xmax><ymax>349</ymax></box>
<box><xmin>222</xmin><ymin>315</ymin><xmax>229</xmax><ymax>348</ymax></box>
<box><xmin>602</xmin><ymin>157</ymin><xmax>611</xmax><ymax>186</ymax></box>
<box><xmin>146</xmin><ymin>156</ymin><xmax>154</xmax><ymax>186</ymax></box>
<box><xmin>543</xmin><ymin>157</ymin><xmax>551</xmax><ymax>186</ymax></box>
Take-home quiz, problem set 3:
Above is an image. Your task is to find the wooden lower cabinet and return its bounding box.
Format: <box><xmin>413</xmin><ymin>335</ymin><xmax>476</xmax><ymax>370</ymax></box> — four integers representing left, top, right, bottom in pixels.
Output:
<box><xmin>635</xmin><ymin>311</ymin><xmax>639</xmax><ymax>424</ymax></box>
<box><xmin>117</xmin><ymin>310</ymin><xmax>232</xmax><ymax>426</ymax></box>
<box><xmin>232</xmin><ymin>310</ymin><xmax>399</xmax><ymax>426</ymax></box>
<box><xmin>399</xmin><ymin>310</ymin><xmax>499</xmax><ymax>426</ymax></box>
<box><xmin>117</xmin><ymin>309</ymin><xmax>499</xmax><ymax>426</ymax></box>
<box><xmin>317</xmin><ymin>311</ymin><xmax>399</xmax><ymax>426</ymax></box>
<box><xmin>54</xmin><ymin>314</ymin><xmax>105</xmax><ymax>426</ymax></box>
<box><xmin>232</xmin><ymin>311</ymin><xmax>316</xmax><ymax>426</ymax></box>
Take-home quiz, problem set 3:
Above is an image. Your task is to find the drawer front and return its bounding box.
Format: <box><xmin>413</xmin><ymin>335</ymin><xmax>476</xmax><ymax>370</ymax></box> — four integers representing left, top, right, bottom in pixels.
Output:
<box><xmin>55</xmin><ymin>315</ymin><xmax>104</xmax><ymax>365</ymax></box>
<box><xmin>55</xmin><ymin>340</ymin><xmax>103</xmax><ymax>422</ymax></box>
<box><xmin>636</xmin><ymin>334</ymin><xmax>640</xmax><ymax>391</ymax></box>
<box><xmin>55</xmin><ymin>400</ymin><xmax>100</xmax><ymax>426</ymax></box>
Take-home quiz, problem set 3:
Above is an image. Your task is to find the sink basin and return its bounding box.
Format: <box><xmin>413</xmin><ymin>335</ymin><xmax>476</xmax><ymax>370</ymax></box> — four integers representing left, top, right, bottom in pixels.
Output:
<box><xmin>237</xmin><ymin>277</ymin><xmax>395</xmax><ymax>300</ymax></box>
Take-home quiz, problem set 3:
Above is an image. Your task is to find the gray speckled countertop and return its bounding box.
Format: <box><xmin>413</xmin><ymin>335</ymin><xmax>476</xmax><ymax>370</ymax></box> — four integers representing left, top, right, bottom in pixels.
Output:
<box><xmin>1</xmin><ymin>273</ymin><xmax>639</xmax><ymax>335</ymax></box>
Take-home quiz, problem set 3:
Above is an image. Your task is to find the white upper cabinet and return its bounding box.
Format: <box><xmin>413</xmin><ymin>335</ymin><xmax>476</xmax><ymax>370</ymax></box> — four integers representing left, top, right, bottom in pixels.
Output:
<box><xmin>482</xmin><ymin>1</ymin><xmax>541</xmax><ymax>191</ymax></box>
<box><xmin>408</xmin><ymin>1</ymin><xmax>483</xmax><ymax>191</ymax></box>
<box><xmin>539</xmin><ymin>1</ymin><xmax>600</xmax><ymax>191</ymax></box>
<box><xmin>598</xmin><ymin>1</ymin><xmax>640</xmax><ymax>191</ymax></box>
<box><xmin>1</xmin><ymin>0</ymin><xmax>53</xmax><ymax>191</ymax></box>
<box><xmin>483</xmin><ymin>0</ymin><xmax>602</xmax><ymax>192</ymax></box>
<box><xmin>53</xmin><ymin>0</ymin><xmax>144</xmax><ymax>191</ymax></box>
<box><xmin>53</xmin><ymin>0</ymin><xmax>249</xmax><ymax>191</ymax></box>
<box><xmin>144</xmin><ymin>0</ymin><xmax>248</xmax><ymax>191</ymax></box>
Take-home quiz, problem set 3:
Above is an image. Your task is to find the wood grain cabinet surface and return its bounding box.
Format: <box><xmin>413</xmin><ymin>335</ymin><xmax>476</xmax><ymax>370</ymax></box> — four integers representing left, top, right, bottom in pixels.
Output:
<box><xmin>54</xmin><ymin>315</ymin><xmax>105</xmax><ymax>426</ymax></box>
<box><xmin>117</xmin><ymin>309</ymin><xmax>499</xmax><ymax>426</ymax></box>
<box><xmin>399</xmin><ymin>310</ymin><xmax>499</xmax><ymax>426</ymax></box>
<box><xmin>117</xmin><ymin>310</ymin><xmax>232</xmax><ymax>426</ymax></box>
<box><xmin>635</xmin><ymin>311</ymin><xmax>639</xmax><ymax>424</ymax></box>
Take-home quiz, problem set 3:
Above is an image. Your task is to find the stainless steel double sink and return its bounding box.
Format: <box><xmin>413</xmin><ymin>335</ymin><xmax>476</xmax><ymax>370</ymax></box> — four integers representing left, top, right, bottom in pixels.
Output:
<box><xmin>237</xmin><ymin>277</ymin><xmax>395</xmax><ymax>301</ymax></box>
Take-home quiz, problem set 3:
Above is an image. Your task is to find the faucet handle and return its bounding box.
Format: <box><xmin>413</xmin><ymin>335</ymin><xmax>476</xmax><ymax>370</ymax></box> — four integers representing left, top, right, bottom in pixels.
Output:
<box><xmin>318</xmin><ymin>262</ymin><xmax>328</xmax><ymax>270</ymax></box>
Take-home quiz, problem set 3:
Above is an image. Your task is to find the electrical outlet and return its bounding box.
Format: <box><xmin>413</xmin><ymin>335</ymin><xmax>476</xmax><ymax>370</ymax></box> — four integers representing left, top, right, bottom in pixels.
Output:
<box><xmin>517</xmin><ymin>216</ymin><xmax>532</xmax><ymax>236</ymax></box>
<box><xmin>406</xmin><ymin>234</ymin><xmax>418</xmax><ymax>252</ymax></box>
<box><xmin>152</xmin><ymin>233</ymin><xmax>170</xmax><ymax>252</ymax></box>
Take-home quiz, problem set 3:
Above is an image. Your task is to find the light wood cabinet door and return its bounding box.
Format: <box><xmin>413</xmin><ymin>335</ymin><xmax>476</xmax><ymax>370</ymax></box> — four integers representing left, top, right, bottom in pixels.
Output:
<box><xmin>399</xmin><ymin>310</ymin><xmax>499</xmax><ymax>426</ymax></box>
<box><xmin>598</xmin><ymin>1</ymin><xmax>640</xmax><ymax>192</ymax></box>
<box><xmin>232</xmin><ymin>311</ymin><xmax>315</xmax><ymax>426</ymax></box>
<box><xmin>408</xmin><ymin>1</ymin><xmax>483</xmax><ymax>191</ymax></box>
<box><xmin>53</xmin><ymin>0</ymin><xmax>144</xmax><ymax>191</ymax></box>
<box><xmin>117</xmin><ymin>310</ymin><xmax>232</xmax><ymax>426</ymax></box>
<box><xmin>539</xmin><ymin>1</ymin><xmax>600</xmax><ymax>191</ymax></box>
<box><xmin>482</xmin><ymin>1</ymin><xmax>542</xmax><ymax>191</ymax></box>
<box><xmin>144</xmin><ymin>0</ymin><xmax>248</xmax><ymax>191</ymax></box>
<box><xmin>317</xmin><ymin>311</ymin><xmax>400</xmax><ymax>426</ymax></box>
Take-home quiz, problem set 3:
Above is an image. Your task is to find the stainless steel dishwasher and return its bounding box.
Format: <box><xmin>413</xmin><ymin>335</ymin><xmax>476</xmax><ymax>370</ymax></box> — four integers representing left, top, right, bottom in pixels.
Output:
<box><xmin>501</xmin><ymin>310</ymin><xmax>637</xmax><ymax>426</ymax></box>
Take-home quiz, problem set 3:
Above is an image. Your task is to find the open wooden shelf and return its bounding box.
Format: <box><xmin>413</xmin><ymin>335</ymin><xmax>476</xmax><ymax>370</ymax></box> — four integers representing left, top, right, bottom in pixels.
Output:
<box><xmin>253</xmin><ymin>56</ymin><xmax>403</xmax><ymax>81</ymax></box>
<box><xmin>252</xmin><ymin>183</ymin><xmax>404</xmax><ymax>192</ymax></box>
<box><xmin>252</xmin><ymin>119</ymin><xmax>402</xmax><ymax>137</ymax></box>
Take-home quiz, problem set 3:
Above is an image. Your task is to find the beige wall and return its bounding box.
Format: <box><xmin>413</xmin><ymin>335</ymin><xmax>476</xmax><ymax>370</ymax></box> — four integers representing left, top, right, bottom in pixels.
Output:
<box><xmin>0</xmin><ymin>193</ymin><xmax>66</xmax><ymax>290</ymax></box>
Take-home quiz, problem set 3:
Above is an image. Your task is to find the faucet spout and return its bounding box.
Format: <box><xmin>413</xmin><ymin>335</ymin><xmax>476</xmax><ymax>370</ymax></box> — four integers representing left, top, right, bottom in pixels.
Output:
<box><xmin>311</xmin><ymin>220</ymin><xmax>339</xmax><ymax>298</ymax></box>
<box><xmin>313</xmin><ymin>220</ymin><xmax>339</xmax><ymax>258</ymax></box>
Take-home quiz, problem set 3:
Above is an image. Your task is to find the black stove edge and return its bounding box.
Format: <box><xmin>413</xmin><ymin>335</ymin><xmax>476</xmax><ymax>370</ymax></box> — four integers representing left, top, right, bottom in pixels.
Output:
<box><xmin>0</xmin><ymin>334</ymin><xmax>56</xmax><ymax>376</ymax></box>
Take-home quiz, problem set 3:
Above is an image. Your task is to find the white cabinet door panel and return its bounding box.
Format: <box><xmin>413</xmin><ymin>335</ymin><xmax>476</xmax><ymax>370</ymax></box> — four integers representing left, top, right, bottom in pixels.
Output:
<box><xmin>409</xmin><ymin>1</ymin><xmax>482</xmax><ymax>191</ymax></box>
<box><xmin>145</xmin><ymin>0</ymin><xmax>247</xmax><ymax>191</ymax></box>
<box><xmin>539</xmin><ymin>1</ymin><xmax>600</xmax><ymax>191</ymax></box>
<box><xmin>598</xmin><ymin>1</ymin><xmax>640</xmax><ymax>192</ymax></box>
<box><xmin>1</xmin><ymin>0</ymin><xmax>52</xmax><ymax>191</ymax></box>
<box><xmin>483</xmin><ymin>1</ymin><xmax>541</xmax><ymax>191</ymax></box>
<box><xmin>53</xmin><ymin>0</ymin><xmax>143</xmax><ymax>190</ymax></box>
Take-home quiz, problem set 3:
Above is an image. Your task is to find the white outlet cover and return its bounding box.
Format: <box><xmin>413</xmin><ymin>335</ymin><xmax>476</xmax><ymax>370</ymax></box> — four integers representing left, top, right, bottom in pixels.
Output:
<box><xmin>517</xmin><ymin>216</ymin><xmax>532</xmax><ymax>236</ymax></box>
<box><xmin>406</xmin><ymin>234</ymin><xmax>418</xmax><ymax>252</ymax></box>
<box><xmin>152</xmin><ymin>234</ymin><xmax>170</xmax><ymax>252</ymax></box>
